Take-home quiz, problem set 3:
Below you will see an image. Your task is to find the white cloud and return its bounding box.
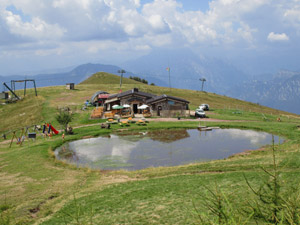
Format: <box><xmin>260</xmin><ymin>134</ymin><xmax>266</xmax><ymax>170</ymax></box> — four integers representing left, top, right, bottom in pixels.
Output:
<box><xmin>284</xmin><ymin>0</ymin><xmax>300</xmax><ymax>22</ymax></box>
<box><xmin>0</xmin><ymin>0</ymin><xmax>293</xmax><ymax>48</ymax></box>
<box><xmin>3</xmin><ymin>10</ymin><xmax>65</xmax><ymax>40</ymax></box>
<box><xmin>148</xmin><ymin>14</ymin><xmax>169</xmax><ymax>32</ymax></box>
<box><xmin>267</xmin><ymin>32</ymin><xmax>290</xmax><ymax>42</ymax></box>
<box><xmin>283</xmin><ymin>3</ymin><xmax>300</xmax><ymax>35</ymax></box>
<box><xmin>0</xmin><ymin>0</ymin><xmax>300</xmax><ymax>74</ymax></box>
<box><xmin>237</xmin><ymin>22</ymin><xmax>257</xmax><ymax>46</ymax></box>
<box><xmin>284</xmin><ymin>8</ymin><xmax>300</xmax><ymax>21</ymax></box>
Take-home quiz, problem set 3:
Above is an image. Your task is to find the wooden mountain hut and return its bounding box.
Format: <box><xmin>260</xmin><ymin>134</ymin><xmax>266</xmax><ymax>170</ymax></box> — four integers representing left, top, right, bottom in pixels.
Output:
<box><xmin>103</xmin><ymin>88</ymin><xmax>190</xmax><ymax>118</ymax></box>
<box><xmin>146</xmin><ymin>95</ymin><xmax>189</xmax><ymax>117</ymax></box>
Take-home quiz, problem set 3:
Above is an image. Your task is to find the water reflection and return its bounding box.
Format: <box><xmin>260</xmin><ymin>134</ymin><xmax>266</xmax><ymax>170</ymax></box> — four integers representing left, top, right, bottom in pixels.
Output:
<box><xmin>55</xmin><ymin>129</ymin><xmax>283</xmax><ymax>171</ymax></box>
<box><xmin>223</xmin><ymin>129</ymin><xmax>270</xmax><ymax>145</ymax></box>
<box><xmin>196</xmin><ymin>129</ymin><xmax>271</xmax><ymax>149</ymax></box>
<box><xmin>148</xmin><ymin>129</ymin><xmax>190</xmax><ymax>143</ymax></box>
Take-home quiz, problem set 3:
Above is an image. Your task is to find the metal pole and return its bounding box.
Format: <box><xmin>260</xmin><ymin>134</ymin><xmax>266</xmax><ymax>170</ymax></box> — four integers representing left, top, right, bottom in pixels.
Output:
<box><xmin>120</xmin><ymin>73</ymin><xmax>123</xmax><ymax>88</ymax></box>
<box><xmin>33</xmin><ymin>80</ymin><xmax>37</xmax><ymax>96</ymax></box>
<box><xmin>3</xmin><ymin>82</ymin><xmax>20</xmax><ymax>100</ymax></box>
<box><xmin>199</xmin><ymin>78</ymin><xmax>206</xmax><ymax>92</ymax></box>
<box><xmin>168</xmin><ymin>68</ymin><xmax>171</xmax><ymax>90</ymax></box>
<box><xmin>24</xmin><ymin>80</ymin><xmax>27</xmax><ymax>97</ymax></box>
<box><xmin>118</xmin><ymin>70</ymin><xmax>126</xmax><ymax>89</ymax></box>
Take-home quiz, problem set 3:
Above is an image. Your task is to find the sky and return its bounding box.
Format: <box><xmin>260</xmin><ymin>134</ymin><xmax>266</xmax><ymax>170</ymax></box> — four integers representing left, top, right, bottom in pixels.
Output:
<box><xmin>0</xmin><ymin>0</ymin><xmax>300</xmax><ymax>75</ymax></box>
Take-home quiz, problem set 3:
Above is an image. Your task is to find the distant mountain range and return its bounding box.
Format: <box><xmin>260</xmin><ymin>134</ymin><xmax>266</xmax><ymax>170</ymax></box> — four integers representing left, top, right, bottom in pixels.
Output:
<box><xmin>1</xmin><ymin>50</ymin><xmax>299</xmax><ymax>114</ymax></box>
<box><xmin>124</xmin><ymin>49</ymin><xmax>300</xmax><ymax>114</ymax></box>
<box><xmin>0</xmin><ymin>63</ymin><xmax>124</xmax><ymax>89</ymax></box>
<box><xmin>124</xmin><ymin>48</ymin><xmax>250</xmax><ymax>94</ymax></box>
<box><xmin>228</xmin><ymin>70</ymin><xmax>300</xmax><ymax>114</ymax></box>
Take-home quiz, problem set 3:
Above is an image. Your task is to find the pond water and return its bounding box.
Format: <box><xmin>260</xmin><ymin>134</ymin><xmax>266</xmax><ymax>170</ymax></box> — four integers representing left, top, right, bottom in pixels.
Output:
<box><xmin>55</xmin><ymin>129</ymin><xmax>283</xmax><ymax>171</ymax></box>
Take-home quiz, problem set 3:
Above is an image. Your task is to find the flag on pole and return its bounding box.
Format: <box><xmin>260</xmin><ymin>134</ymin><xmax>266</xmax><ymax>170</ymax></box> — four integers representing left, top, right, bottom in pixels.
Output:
<box><xmin>166</xmin><ymin>67</ymin><xmax>170</xmax><ymax>71</ymax></box>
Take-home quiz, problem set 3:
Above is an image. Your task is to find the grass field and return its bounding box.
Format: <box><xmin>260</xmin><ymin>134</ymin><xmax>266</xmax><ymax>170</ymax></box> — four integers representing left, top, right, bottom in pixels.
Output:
<box><xmin>1</xmin><ymin>72</ymin><xmax>300</xmax><ymax>224</ymax></box>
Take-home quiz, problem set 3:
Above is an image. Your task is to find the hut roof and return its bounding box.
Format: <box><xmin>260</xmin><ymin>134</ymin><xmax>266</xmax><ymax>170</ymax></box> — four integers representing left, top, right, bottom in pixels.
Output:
<box><xmin>146</xmin><ymin>94</ymin><xmax>189</xmax><ymax>104</ymax></box>
<box><xmin>107</xmin><ymin>88</ymin><xmax>156</xmax><ymax>99</ymax></box>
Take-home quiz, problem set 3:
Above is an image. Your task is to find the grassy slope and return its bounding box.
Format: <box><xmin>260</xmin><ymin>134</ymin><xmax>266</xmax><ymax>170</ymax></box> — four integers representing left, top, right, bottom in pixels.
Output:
<box><xmin>80</xmin><ymin>72</ymin><xmax>141</xmax><ymax>85</ymax></box>
<box><xmin>1</xmin><ymin>72</ymin><xmax>298</xmax><ymax>133</ymax></box>
<box><xmin>0</xmin><ymin>72</ymin><xmax>300</xmax><ymax>224</ymax></box>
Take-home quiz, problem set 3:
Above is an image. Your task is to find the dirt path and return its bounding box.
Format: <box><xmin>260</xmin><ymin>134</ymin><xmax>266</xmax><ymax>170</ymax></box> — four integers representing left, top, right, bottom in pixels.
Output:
<box><xmin>0</xmin><ymin>117</ymin><xmax>251</xmax><ymax>145</ymax></box>
<box><xmin>0</xmin><ymin>140</ymin><xmax>11</xmax><ymax>145</ymax></box>
<box><xmin>70</xmin><ymin>117</ymin><xmax>250</xmax><ymax>130</ymax></box>
<box><xmin>145</xmin><ymin>118</ymin><xmax>247</xmax><ymax>122</ymax></box>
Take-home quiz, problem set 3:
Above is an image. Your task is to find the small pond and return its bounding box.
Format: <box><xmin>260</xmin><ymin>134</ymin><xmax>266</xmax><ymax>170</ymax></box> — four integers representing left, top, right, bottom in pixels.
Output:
<box><xmin>55</xmin><ymin>129</ymin><xmax>283</xmax><ymax>171</ymax></box>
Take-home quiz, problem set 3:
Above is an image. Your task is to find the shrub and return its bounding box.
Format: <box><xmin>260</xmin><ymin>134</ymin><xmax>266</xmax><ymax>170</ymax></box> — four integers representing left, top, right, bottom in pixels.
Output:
<box><xmin>55</xmin><ymin>109</ymin><xmax>74</xmax><ymax>132</ymax></box>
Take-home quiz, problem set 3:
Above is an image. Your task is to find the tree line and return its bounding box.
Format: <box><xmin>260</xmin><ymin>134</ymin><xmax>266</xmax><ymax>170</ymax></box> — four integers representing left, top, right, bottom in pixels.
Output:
<box><xmin>129</xmin><ymin>76</ymin><xmax>155</xmax><ymax>86</ymax></box>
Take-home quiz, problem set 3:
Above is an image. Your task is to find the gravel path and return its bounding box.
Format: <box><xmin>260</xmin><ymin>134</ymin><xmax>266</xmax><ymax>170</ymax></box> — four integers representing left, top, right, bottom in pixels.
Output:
<box><xmin>145</xmin><ymin>118</ymin><xmax>245</xmax><ymax>122</ymax></box>
<box><xmin>71</xmin><ymin>117</ymin><xmax>249</xmax><ymax>130</ymax></box>
<box><xmin>0</xmin><ymin>118</ymin><xmax>250</xmax><ymax>145</ymax></box>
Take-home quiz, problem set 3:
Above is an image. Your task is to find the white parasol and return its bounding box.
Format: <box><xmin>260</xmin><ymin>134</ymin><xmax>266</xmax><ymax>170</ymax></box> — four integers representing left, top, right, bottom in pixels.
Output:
<box><xmin>138</xmin><ymin>104</ymin><xmax>149</xmax><ymax>109</ymax></box>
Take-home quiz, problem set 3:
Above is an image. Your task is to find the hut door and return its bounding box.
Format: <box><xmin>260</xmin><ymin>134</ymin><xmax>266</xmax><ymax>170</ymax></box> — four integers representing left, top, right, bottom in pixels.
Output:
<box><xmin>133</xmin><ymin>104</ymin><xmax>138</xmax><ymax>114</ymax></box>
<box><xmin>157</xmin><ymin>106</ymin><xmax>162</xmax><ymax>116</ymax></box>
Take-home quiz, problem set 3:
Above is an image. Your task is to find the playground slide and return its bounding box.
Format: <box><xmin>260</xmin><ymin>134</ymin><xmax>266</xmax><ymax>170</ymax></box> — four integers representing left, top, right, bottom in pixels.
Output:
<box><xmin>50</xmin><ymin>125</ymin><xmax>59</xmax><ymax>135</ymax></box>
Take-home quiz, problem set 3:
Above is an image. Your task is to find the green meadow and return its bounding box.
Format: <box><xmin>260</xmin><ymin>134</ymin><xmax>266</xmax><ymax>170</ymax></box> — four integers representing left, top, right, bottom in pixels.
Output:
<box><xmin>1</xmin><ymin>72</ymin><xmax>300</xmax><ymax>224</ymax></box>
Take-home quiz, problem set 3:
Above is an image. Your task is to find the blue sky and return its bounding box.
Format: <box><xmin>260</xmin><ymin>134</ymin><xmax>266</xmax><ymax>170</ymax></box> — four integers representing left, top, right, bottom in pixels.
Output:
<box><xmin>142</xmin><ymin>0</ymin><xmax>211</xmax><ymax>11</ymax></box>
<box><xmin>0</xmin><ymin>0</ymin><xmax>299</xmax><ymax>75</ymax></box>
<box><xmin>177</xmin><ymin>0</ymin><xmax>211</xmax><ymax>11</ymax></box>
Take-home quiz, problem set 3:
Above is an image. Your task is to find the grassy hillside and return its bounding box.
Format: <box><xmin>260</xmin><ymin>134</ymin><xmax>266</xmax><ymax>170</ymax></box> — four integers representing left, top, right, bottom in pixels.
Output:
<box><xmin>1</xmin><ymin>72</ymin><xmax>300</xmax><ymax>224</ymax></box>
<box><xmin>1</xmin><ymin>72</ymin><xmax>298</xmax><ymax>133</ymax></box>
<box><xmin>80</xmin><ymin>72</ymin><xmax>140</xmax><ymax>85</ymax></box>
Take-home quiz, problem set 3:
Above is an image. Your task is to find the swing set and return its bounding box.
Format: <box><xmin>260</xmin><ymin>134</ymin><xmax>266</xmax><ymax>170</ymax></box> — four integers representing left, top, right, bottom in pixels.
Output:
<box><xmin>9</xmin><ymin>125</ymin><xmax>40</xmax><ymax>148</ymax></box>
<box><xmin>8</xmin><ymin>124</ymin><xmax>54</xmax><ymax>148</ymax></box>
<box><xmin>5</xmin><ymin>123</ymin><xmax>60</xmax><ymax>148</ymax></box>
<box><xmin>9</xmin><ymin>128</ymin><xmax>26</xmax><ymax>148</ymax></box>
<box><xmin>2</xmin><ymin>79</ymin><xmax>37</xmax><ymax>102</ymax></box>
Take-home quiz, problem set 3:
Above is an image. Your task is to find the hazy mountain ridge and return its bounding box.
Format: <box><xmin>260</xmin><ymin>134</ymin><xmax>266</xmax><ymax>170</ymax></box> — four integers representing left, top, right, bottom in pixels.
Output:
<box><xmin>124</xmin><ymin>48</ymin><xmax>249</xmax><ymax>94</ymax></box>
<box><xmin>125</xmin><ymin>50</ymin><xmax>300</xmax><ymax>114</ymax></box>
<box><xmin>229</xmin><ymin>70</ymin><xmax>300</xmax><ymax>114</ymax></box>
<box><xmin>1</xmin><ymin>55</ymin><xmax>299</xmax><ymax>114</ymax></box>
<box><xmin>0</xmin><ymin>63</ymin><xmax>124</xmax><ymax>89</ymax></box>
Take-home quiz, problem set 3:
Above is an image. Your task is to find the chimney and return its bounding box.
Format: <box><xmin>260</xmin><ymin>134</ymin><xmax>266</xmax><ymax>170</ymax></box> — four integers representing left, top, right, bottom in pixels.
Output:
<box><xmin>133</xmin><ymin>88</ymin><xmax>139</xmax><ymax>92</ymax></box>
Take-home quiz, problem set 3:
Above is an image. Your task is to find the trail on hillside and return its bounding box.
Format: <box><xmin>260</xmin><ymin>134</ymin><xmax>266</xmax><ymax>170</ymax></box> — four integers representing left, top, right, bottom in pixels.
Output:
<box><xmin>71</xmin><ymin>117</ymin><xmax>251</xmax><ymax>130</ymax></box>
